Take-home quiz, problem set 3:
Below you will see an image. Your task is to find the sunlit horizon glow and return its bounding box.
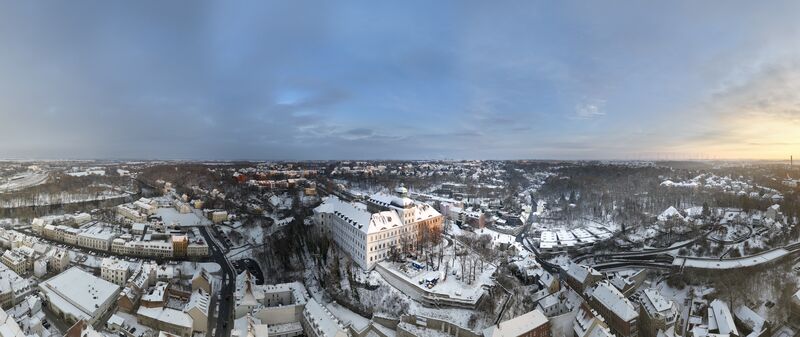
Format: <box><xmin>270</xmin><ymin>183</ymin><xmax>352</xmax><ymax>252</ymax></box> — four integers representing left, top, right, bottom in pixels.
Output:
<box><xmin>0</xmin><ymin>1</ymin><xmax>799</xmax><ymax>160</ymax></box>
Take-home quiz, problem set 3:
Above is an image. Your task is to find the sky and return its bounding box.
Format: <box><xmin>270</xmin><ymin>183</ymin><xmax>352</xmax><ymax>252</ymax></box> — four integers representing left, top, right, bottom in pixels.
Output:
<box><xmin>0</xmin><ymin>1</ymin><xmax>799</xmax><ymax>161</ymax></box>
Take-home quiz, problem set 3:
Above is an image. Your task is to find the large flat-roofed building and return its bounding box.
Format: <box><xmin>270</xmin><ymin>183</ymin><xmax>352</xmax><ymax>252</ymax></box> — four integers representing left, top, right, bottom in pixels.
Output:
<box><xmin>313</xmin><ymin>186</ymin><xmax>443</xmax><ymax>269</ymax></box>
<box><xmin>38</xmin><ymin>267</ymin><xmax>121</xmax><ymax>325</ymax></box>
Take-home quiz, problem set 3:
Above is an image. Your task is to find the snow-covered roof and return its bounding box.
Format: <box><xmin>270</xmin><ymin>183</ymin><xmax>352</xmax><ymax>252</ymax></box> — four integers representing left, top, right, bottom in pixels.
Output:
<box><xmin>565</xmin><ymin>263</ymin><xmax>601</xmax><ymax>284</ymax></box>
<box><xmin>101</xmin><ymin>257</ymin><xmax>129</xmax><ymax>272</ymax></box>
<box><xmin>303</xmin><ymin>298</ymin><xmax>347</xmax><ymax>337</ymax></box>
<box><xmin>38</xmin><ymin>267</ymin><xmax>120</xmax><ymax>322</ymax></box>
<box><xmin>641</xmin><ymin>289</ymin><xmax>675</xmax><ymax>317</ymax></box>
<box><xmin>315</xmin><ymin>196</ymin><xmax>440</xmax><ymax>235</ymax></box>
<box><xmin>589</xmin><ymin>281</ymin><xmax>637</xmax><ymax>322</ymax></box>
<box><xmin>185</xmin><ymin>289</ymin><xmax>210</xmax><ymax>317</ymax></box>
<box><xmin>708</xmin><ymin>299</ymin><xmax>738</xmax><ymax>336</ymax></box>
<box><xmin>137</xmin><ymin>306</ymin><xmax>193</xmax><ymax>329</ymax></box>
<box><xmin>733</xmin><ymin>305</ymin><xmax>765</xmax><ymax>332</ymax></box>
<box><xmin>483</xmin><ymin>309</ymin><xmax>548</xmax><ymax>337</ymax></box>
<box><xmin>658</xmin><ymin>206</ymin><xmax>684</xmax><ymax>222</ymax></box>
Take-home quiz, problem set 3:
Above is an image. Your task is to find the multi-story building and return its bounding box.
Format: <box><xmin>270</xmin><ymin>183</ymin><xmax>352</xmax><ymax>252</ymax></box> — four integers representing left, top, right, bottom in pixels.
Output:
<box><xmin>1</xmin><ymin>249</ymin><xmax>31</xmax><ymax>276</ymax></box>
<box><xmin>706</xmin><ymin>299</ymin><xmax>739</xmax><ymax>337</ymax></box>
<box><xmin>587</xmin><ymin>281</ymin><xmax>639</xmax><ymax>337</ymax></box>
<box><xmin>76</xmin><ymin>228</ymin><xmax>117</xmax><ymax>251</ymax></box>
<box><xmin>184</xmin><ymin>289</ymin><xmax>210</xmax><ymax>333</ymax></box>
<box><xmin>191</xmin><ymin>268</ymin><xmax>212</xmax><ymax>294</ymax></box>
<box><xmin>301</xmin><ymin>298</ymin><xmax>348</xmax><ymax>337</ymax></box>
<box><xmin>101</xmin><ymin>258</ymin><xmax>130</xmax><ymax>286</ymax></box>
<box><xmin>187</xmin><ymin>240</ymin><xmax>209</xmax><ymax>257</ymax></box>
<box><xmin>46</xmin><ymin>248</ymin><xmax>70</xmax><ymax>273</ymax></box>
<box><xmin>639</xmin><ymin>289</ymin><xmax>678</xmax><ymax>337</ymax></box>
<box><xmin>112</xmin><ymin>239</ymin><xmax>174</xmax><ymax>258</ymax></box>
<box><xmin>234</xmin><ymin>271</ymin><xmax>306</xmax><ymax>337</ymax></box>
<box><xmin>211</xmin><ymin>211</ymin><xmax>228</xmax><ymax>224</ymax></box>
<box><xmin>563</xmin><ymin>263</ymin><xmax>603</xmax><ymax>295</ymax></box>
<box><xmin>574</xmin><ymin>305</ymin><xmax>614</xmax><ymax>337</ymax></box>
<box><xmin>136</xmin><ymin>306</ymin><xmax>193</xmax><ymax>337</ymax></box>
<box><xmin>313</xmin><ymin>186</ymin><xmax>443</xmax><ymax>269</ymax></box>
<box><xmin>172</xmin><ymin>235</ymin><xmax>188</xmax><ymax>257</ymax></box>
<box><xmin>0</xmin><ymin>263</ymin><xmax>33</xmax><ymax>308</ymax></box>
<box><xmin>117</xmin><ymin>205</ymin><xmax>147</xmax><ymax>222</ymax></box>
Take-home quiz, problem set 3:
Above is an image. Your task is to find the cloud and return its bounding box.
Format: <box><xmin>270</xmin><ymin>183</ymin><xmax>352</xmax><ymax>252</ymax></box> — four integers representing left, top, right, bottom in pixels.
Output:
<box><xmin>573</xmin><ymin>100</ymin><xmax>607</xmax><ymax>120</ymax></box>
<box><xmin>667</xmin><ymin>59</ymin><xmax>800</xmax><ymax>159</ymax></box>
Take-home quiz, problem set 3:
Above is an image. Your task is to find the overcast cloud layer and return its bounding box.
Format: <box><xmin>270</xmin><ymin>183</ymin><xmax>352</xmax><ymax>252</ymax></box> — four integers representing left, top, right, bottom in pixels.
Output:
<box><xmin>1</xmin><ymin>1</ymin><xmax>799</xmax><ymax>160</ymax></box>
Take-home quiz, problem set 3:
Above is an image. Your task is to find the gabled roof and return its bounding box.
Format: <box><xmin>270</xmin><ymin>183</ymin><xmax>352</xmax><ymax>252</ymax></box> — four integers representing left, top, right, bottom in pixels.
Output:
<box><xmin>590</xmin><ymin>281</ymin><xmax>638</xmax><ymax>322</ymax></box>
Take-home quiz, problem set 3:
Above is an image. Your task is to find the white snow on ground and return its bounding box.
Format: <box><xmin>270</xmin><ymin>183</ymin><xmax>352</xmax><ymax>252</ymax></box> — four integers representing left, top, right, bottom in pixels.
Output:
<box><xmin>156</xmin><ymin>207</ymin><xmax>209</xmax><ymax>227</ymax></box>
<box><xmin>379</xmin><ymin>261</ymin><xmax>492</xmax><ymax>302</ymax></box>
<box><xmin>474</xmin><ymin>227</ymin><xmax>516</xmax><ymax>246</ymax></box>
<box><xmin>180</xmin><ymin>261</ymin><xmax>221</xmax><ymax>274</ymax></box>
<box><xmin>0</xmin><ymin>172</ymin><xmax>49</xmax><ymax>192</ymax></box>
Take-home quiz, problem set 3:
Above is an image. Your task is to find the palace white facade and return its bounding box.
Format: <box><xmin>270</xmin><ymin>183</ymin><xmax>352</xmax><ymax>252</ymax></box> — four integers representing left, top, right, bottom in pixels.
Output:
<box><xmin>313</xmin><ymin>186</ymin><xmax>444</xmax><ymax>269</ymax></box>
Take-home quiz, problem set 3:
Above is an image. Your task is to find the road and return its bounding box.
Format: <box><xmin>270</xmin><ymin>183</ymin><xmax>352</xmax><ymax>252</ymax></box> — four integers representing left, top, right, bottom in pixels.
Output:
<box><xmin>198</xmin><ymin>226</ymin><xmax>236</xmax><ymax>337</ymax></box>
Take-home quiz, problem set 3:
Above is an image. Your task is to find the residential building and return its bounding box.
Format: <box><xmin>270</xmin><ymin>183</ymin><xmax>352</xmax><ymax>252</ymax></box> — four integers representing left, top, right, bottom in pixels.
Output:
<box><xmin>136</xmin><ymin>306</ymin><xmax>193</xmax><ymax>337</ymax></box>
<box><xmin>211</xmin><ymin>211</ymin><xmax>228</xmax><ymax>224</ymax></box>
<box><xmin>76</xmin><ymin>227</ymin><xmax>117</xmax><ymax>251</ymax></box>
<box><xmin>587</xmin><ymin>281</ymin><xmax>639</xmax><ymax>337</ymax></box>
<box><xmin>0</xmin><ymin>250</ymin><xmax>29</xmax><ymax>276</ymax></box>
<box><xmin>563</xmin><ymin>263</ymin><xmax>603</xmax><ymax>295</ymax></box>
<box><xmin>172</xmin><ymin>235</ymin><xmax>188</xmax><ymax>257</ymax></box>
<box><xmin>117</xmin><ymin>205</ymin><xmax>147</xmax><ymax>222</ymax></box>
<box><xmin>234</xmin><ymin>272</ymin><xmax>307</xmax><ymax>336</ymax></box>
<box><xmin>706</xmin><ymin>300</ymin><xmax>739</xmax><ymax>337</ymax></box>
<box><xmin>184</xmin><ymin>289</ymin><xmax>210</xmax><ymax>333</ymax></box>
<box><xmin>639</xmin><ymin>289</ymin><xmax>678</xmax><ymax>337</ymax></box>
<box><xmin>301</xmin><ymin>298</ymin><xmax>349</xmax><ymax>337</ymax></box>
<box><xmin>574</xmin><ymin>306</ymin><xmax>614</xmax><ymax>337</ymax></box>
<box><xmin>191</xmin><ymin>268</ymin><xmax>212</xmax><ymax>294</ymax></box>
<box><xmin>141</xmin><ymin>282</ymin><xmax>170</xmax><ymax>308</ymax></box>
<box><xmin>733</xmin><ymin>305</ymin><xmax>769</xmax><ymax>337</ymax></box>
<box><xmin>101</xmin><ymin>258</ymin><xmax>130</xmax><ymax>286</ymax></box>
<box><xmin>0</xmin><ymin>263</ymin><xmax>32</xmax><ymax>308</ymax></box>
<box><xmin>483</xmin><ymin>309</ymin><xmax>551</xmax><ymax>337</ymax></box>
<box><xmin>232</xmin><ymin>315</ymin><xmax>270</xmax><ymax>337</ymax></box>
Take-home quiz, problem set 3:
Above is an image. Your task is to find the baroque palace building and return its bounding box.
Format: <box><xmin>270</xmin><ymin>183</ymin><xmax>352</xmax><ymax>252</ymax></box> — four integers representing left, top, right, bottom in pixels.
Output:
<box><xmin>313</xmin><ymin>185</ymin><xmax>444</xmax><ymax>269</ymax></box>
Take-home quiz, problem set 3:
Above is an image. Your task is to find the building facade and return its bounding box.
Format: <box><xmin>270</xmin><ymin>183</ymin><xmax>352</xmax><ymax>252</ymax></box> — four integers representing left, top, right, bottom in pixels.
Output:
<box><xmin>313</xmin><ymin>186</ymin><xmax>444</xmax><ymax>270</ymax></box>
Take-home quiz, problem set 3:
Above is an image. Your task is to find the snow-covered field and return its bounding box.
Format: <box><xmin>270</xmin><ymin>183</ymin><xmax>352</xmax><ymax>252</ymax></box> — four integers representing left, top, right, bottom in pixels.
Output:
<box><xmin>156</xmin><ymin>207</ymin><xmax>209</xmax><ymax>227</ymax></box>
<box><xmin>0</xmin><ymin>172</ymin><xmax>49</xmax><ymax>193</ymax></box>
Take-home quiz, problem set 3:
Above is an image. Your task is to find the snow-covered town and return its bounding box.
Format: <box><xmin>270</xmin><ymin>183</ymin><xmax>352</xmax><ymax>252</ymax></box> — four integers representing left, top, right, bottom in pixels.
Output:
<box><xmin>0</xmin><ymin>160</ymin><xmax>798</xmax><ymax>337</ymax></box>
<box><xmin>3</xmin><ymin>2</ymin><xmax>800</xmax><ymax>337</ymax></box>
